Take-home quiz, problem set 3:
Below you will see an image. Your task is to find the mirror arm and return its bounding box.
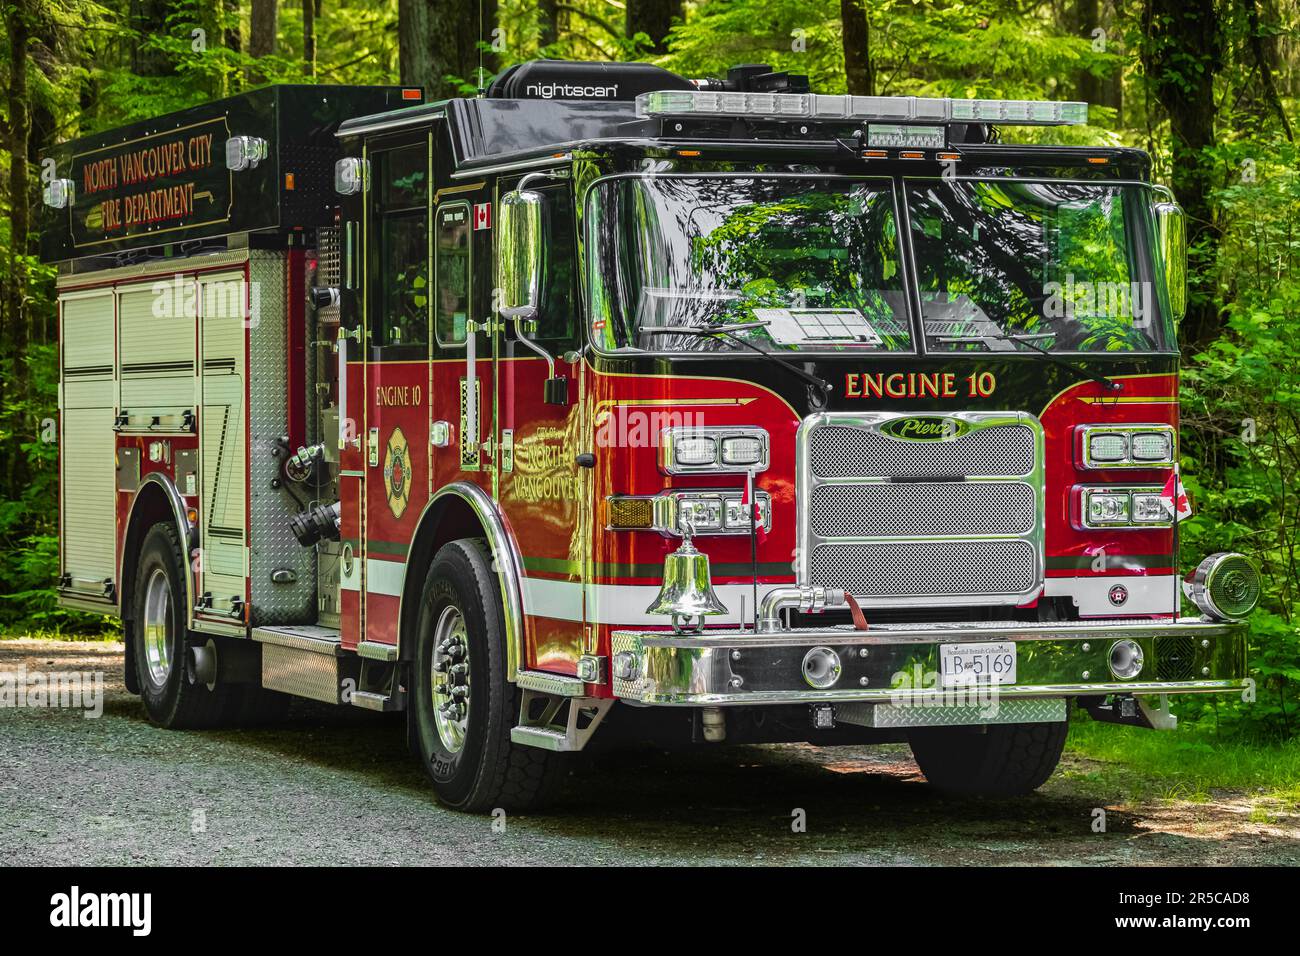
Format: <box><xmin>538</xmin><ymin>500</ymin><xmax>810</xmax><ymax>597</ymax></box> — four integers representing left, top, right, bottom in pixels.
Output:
<box><xmin>510</xmin><ymin>317</ymin><xmax>556</xmax><ymax>379</ymax></box>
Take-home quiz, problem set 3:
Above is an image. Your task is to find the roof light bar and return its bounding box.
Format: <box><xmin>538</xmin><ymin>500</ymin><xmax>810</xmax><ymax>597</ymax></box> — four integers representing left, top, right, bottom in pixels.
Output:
<box><xmin>636</xmin><ymin>90</ymin><xmax>1088</xmax><ymax>126</ymax></box>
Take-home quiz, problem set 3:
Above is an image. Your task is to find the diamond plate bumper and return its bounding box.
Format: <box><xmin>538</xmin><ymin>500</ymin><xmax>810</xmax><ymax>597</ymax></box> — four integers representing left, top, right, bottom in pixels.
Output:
<box><xmin>609</xmin><ymin>618</ymin><xmax>1249</xmax><ymax>707</ymax></box>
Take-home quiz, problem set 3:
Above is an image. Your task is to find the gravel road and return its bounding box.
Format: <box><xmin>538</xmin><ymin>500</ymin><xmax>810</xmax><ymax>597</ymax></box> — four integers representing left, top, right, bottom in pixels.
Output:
<box><xmin>3</xmin><ymin>639</ymin><xmax>1297</xmax><ymax>866</ymax></box>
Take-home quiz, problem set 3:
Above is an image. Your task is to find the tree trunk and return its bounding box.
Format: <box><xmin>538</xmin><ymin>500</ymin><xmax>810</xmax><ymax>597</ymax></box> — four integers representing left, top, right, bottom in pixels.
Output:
<box><xmin>250</xmin><ymin>0</ymin><xmax>278</xmax><ymax>59</ymax></box>
<box><xmin>5</xmin><ymin>0</ymin><xmax>32</xmax><ymax>491</ymax></box>
<box><xmin>399</xmin><ymin>0</ymin><xmax>486</xmax><ymax>98</ymax></box>
<box><xmin>224</xmin><ymin>0</ymin><xmax>242</xmax><ymax>54</ymax></box>
<box><xmin>1246</xmin><ymin>0</ymin><xmax>1293</xmax><ymax>141</ymax></box>
<box><xmin>1140</xmin><ymin>0</ymin><xmax>1223</xmax><ymax>354</ymax></box>
<box><xmin>303</xmin><ymin>0</ymin><xmax>316</xmax><ymax>76</ymax></box>
<box><xmin>129</xmin><ymin>0</ymin><xmax>175</xmax><ymax>75</ymax></box>
<box><xmin>841</xmin><ymin>0</ymin><xmax>873</xmax><ymax>96</ymax></box>
<box><xmin>538</xmin><ymin>0</ymin><xmax>559</xmax><ymax>49</ymax></box>
<box><xmin>625</xmin><ymin>0</ymin><xmax>682</xmax><ymax>54</ymax></box>
<box><xmin>1073</xmin><ymin>0</ymin><xmax>1102</xmax><ymax>107</ymax></box>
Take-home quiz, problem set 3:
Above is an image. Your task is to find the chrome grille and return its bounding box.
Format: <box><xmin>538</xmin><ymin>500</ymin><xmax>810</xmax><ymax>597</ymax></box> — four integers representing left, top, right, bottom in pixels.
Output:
<box><xmin>810</xmin><ymin>482</ymin><xmax>1036</xmax><ymax>538</ymax></box>
<box><xmin>809</xmin><ymin>424</ymin><xmax>1035</xmax><ymax>478</ymax></box>
<box><xmin>799</xmin><ymin>412</ymin><xmax>1044</xmax><ymax>607</ymax></box>
<box><xmin>810</xmin><ymin>541</ymin><xmax>1037</xmax><ymax>597</ymax></box>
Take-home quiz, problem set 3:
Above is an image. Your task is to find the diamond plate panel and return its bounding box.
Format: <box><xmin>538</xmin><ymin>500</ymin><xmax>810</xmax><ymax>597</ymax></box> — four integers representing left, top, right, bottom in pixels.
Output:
<box><xmin>261</xmin><ymin>643</ymin><xmax>341</xmax><ymax>703</ymax></box>
<box><xmin>836</xmin><ymin>696</ymin><xmax>1067</xmax><ymax>728</ymax></box>
<box><xmin>248</xmin><ymin>251</ymin><xmax>316</xmax><ymax>624</ymax></box>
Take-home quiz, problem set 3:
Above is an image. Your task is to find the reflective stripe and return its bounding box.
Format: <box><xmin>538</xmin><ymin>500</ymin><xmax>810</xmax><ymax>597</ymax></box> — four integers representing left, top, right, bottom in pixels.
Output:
<box><xmin>523</xmin><ymin>577</ymin><xmax>781</xmax><ymax>627</ymax></box>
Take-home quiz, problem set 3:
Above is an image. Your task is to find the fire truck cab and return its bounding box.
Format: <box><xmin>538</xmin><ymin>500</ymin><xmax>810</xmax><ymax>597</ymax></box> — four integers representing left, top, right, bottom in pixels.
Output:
<box><xmin>43</xmin><ymin>61</ymin><xmax>1259</xmax><ymax>811</ymax></box>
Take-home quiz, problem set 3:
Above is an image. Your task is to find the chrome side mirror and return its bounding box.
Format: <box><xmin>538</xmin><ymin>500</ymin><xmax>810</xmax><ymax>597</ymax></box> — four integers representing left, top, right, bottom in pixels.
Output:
<box><xmin>496</xmin><ymin>189</ymin><xmax>544</xmax><ymax>321</ymax></box>
<box><xmin>1154</xmin><ymin>200</ymin><xmax>1187</xmax><ymax>322</ymax></box>
<box><xmin>496</xmin><ymin>187</ymin><xmax>569</xmax><ymax>405</ymax></box>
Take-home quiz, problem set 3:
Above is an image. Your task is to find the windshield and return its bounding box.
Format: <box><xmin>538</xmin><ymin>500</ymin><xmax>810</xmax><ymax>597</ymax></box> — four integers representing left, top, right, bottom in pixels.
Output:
<box><xmin>908</xmin><ymin>180</ymin><xmax>1170</xmax><ymax>352</ymax></box>
<box><xmin>586</xmin><ymin>175</ymin><xmax>912</xmax><ymax>353</ymax></box>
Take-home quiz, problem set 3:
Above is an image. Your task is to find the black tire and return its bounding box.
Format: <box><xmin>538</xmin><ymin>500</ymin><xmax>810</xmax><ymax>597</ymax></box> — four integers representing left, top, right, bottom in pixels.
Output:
<box><xmin>131</xmin><ymin>522</ymin><xmax>245</xmax><ymax>728</ymax></box>
<box><xmin>908</xmin><ymin>719</ymin><xmax>1068</xmax><ymax>797</ymax></box>
<box><xmin>410</xmin><ymin>538</ymin><xmax>566</xmax><ymax>812</ymax></box>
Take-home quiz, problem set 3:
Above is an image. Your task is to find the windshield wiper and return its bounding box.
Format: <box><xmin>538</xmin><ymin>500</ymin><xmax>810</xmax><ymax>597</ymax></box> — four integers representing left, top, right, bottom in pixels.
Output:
<box><xmin>638</xmin><ymin>323</ymin><xmax>833</xmax><ymax>398</ymax></box>
<box><xmin>935</xmin><ymin>331</ymin><xmax>1123</xmax><ymax>393</ymax></box>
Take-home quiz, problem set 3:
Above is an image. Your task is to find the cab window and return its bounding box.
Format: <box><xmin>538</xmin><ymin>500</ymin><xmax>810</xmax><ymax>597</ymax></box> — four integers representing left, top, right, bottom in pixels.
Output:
<box><xmin>435</xmin><ymin>202</ymin><xmax>472</xmax><ymax>347</ymax></box>
<box><xmin>370</xmin><ymin>142</ymin><xmax>428</xmax><ymax>357</ymax></box>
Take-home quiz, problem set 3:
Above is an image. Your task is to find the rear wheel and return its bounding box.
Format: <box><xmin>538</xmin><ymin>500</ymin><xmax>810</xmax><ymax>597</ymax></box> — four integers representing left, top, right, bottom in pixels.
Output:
<box><xmin>131</xmin><ymin>523</ymin><xmax>245</xmax><ymax>728</ymax></box>
<box><xmin>410</xmin><ymin>538</ymin><xmax>566</xmax><ymax>812</ymax></box>
<box><xmin>908</xmin><ymin>719</ymin><xmax>1068</xmax><ymax>797</ymax></box>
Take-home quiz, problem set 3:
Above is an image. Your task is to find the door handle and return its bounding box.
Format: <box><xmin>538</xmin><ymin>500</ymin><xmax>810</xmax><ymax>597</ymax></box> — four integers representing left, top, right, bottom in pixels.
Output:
<box><xmin>368</xmin><ymin>427</ymin><xmax>380</xmax><ymax>467</ymax></box>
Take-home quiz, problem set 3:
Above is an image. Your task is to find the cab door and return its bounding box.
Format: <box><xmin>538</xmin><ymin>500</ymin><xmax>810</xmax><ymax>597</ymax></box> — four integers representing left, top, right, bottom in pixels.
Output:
<box><xmin>361</xmin><ymin>134</ymin><xmax>432</xmax><ymax>646</ymax></box>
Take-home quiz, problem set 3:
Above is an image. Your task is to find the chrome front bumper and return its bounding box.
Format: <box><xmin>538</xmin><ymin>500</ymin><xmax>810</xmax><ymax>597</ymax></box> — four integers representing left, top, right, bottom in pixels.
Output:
<box><xmin>609</xmin><ymin>618</ymin><xmax>1248</xmax><ymax>706</ymax></box>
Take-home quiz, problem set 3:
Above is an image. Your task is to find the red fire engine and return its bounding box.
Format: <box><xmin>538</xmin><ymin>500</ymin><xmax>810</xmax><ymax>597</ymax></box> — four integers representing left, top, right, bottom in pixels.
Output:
<box><xmin>42</xmin><ymin>62</ymin><xmax>1260</xmax><ymax>811</ymax></box>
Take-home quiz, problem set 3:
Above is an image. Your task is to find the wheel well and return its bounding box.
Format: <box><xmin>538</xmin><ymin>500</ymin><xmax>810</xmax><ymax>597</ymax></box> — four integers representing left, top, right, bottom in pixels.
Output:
<box><xmin>120</xmin><ymin>483</ymin><xmax>183</xmax><ymax>624</ymax></box>
<box><xmin>399</xmin><ymin>495</ymin><xmax>486</xmax><ymax>660</ymax></box>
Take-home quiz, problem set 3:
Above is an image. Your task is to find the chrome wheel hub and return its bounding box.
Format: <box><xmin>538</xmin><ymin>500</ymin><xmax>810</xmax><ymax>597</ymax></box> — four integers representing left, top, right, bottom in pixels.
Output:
<box><xmin>142</xmin><ymin>567</ymin><xmax>173</xmax><ymax>687</ymax></box>
<box><xmin>431</xmin><ymin>605</ymin><xmax>471</xmax><ymax>753</ymax></box>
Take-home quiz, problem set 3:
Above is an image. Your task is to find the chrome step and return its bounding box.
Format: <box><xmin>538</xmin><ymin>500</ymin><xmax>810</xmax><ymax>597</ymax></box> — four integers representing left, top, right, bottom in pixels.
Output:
<box><xmin>515</xmin><ymin>669</ymin><xmax>587</xmax><ymax>697</ymax></box>
<box><xmin>510</xmin><ymin>690</ymin><xmax>613</xmax><ymax>752</ymax></box>
<box><xmin>509</xmin><ymin>725</ymin><xmax>572</xmax><ymax>751</ymax></box>
<box><xmin>251</xmin><ymin>624</ymin><xmax>343</xmax><ymax>656</ymax></box>
<box><xmin>350</xmin><ymin>689</ymin><xmax>404</xmax><ymax>712</ymax></box>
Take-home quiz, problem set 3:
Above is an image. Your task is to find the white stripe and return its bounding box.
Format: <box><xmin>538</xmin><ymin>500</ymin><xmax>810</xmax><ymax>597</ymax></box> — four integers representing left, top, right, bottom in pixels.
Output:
<box><xmin>523</xmin><ymin>577</ymin><xmax>783</xmax><ymax>626</ymax></box>
<box><xmin>1043</xmin><ymin>575</ymin><xmax>1176</xmax><ymax>616</ymax></box>
<box><xmin>365</xmin><ymin>558</ymin><xmax>406</xmax><ymax>597</ymax></box>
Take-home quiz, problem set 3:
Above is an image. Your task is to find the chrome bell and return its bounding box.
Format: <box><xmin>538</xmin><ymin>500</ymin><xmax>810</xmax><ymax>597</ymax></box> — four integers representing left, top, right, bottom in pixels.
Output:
<box><xmin>646</xmin><ymin>524</ymin><xmax>728</xmax><ymax>633</ymax></box>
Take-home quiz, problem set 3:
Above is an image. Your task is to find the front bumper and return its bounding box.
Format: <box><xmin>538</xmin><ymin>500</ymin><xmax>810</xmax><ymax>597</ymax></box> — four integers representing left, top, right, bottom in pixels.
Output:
<box><xmin>610</xmin><ymin>618</ymin><xmax>1248</xmax><ymax>706</ymax></box>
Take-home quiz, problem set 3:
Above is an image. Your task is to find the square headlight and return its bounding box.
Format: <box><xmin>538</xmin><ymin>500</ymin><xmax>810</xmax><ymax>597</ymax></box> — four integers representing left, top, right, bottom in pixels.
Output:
<box><xmin>1088</xmin><ymin>432</ymin><xmax>1128</xmax><ymax>463</ymax></box>
<box><xmin>1131</xmin><ymin>431</ymin><xmax>1173</xmax><ymax>463</ymax></box>
<box><xmin>1131</xmin><ymin>492</ymin><xmax>1170</xmax><ymax>523</ymax></box>
<box><xmin>679</xmin><ymin>496</ymin><xmax>723</xmax><ymax>532</ymax></box>
<box><xmin>673</xmin><ymin>436</ymin><xmax>718</xmax><ymax>466</ymax></box>
<box><xmin>721</xmin><ymin>435</ymin><xmax>765</xmax><ymax>466</ymax></box>
<box><xmin>1086</xmin><ymin>491</ymin><xmax>1131</xmax><ymax>525</ymax></box>
<box><xmin>660</xmin><ymin>427</ymin><xmax>769</xmax><ymax>474</ymax></box>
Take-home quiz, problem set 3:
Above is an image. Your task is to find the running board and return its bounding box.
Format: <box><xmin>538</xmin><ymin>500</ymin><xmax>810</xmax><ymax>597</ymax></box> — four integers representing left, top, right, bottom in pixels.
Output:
<box><xmin>510</xmin><ymin>691</ymin><xmax>613</xmax><ymax>752</ymax></box>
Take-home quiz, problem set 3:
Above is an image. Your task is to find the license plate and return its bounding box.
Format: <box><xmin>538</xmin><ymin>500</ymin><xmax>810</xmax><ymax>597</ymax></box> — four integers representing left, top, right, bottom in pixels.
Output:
<box><xmin>939</xmin><ymin>642</ymin><xmax>1017</xmax><ymax>687</ymax></box>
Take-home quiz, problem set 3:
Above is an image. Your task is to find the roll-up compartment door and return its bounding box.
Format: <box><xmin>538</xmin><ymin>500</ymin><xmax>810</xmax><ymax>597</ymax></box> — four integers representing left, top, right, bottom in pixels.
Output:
<box><xmin>60</xmin><ymin>291</ymin><xmax>117</xmax><ymax>594</ymax></box>
<box><xmin>197</xmin><ymin>272</ymin><xmax>248</xmax><ymax>614</ymax></box>
<box><xmin>117</xmin><ymin>281</ymin><xmax>196</xmax><ymax>430</ymax></box>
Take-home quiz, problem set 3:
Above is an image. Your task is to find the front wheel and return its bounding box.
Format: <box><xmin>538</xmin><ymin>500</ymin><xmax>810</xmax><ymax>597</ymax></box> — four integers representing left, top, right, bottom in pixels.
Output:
<box><xmin>410</xmin><ymin>538</ymin><xmax>566</xmax><ymax>812</ymax></box>
<box><xmin>908</xmin><ymin>719</ymin><xmax>1068</xmax><ymax>797</ymax></box>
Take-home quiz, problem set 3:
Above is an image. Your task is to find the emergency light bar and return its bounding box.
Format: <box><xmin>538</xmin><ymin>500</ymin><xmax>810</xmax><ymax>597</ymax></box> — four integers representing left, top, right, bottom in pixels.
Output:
<box><xmin>636</xmin><ymin>90</ymin><xmax>1088</xmax><ymax>126</ymax></box>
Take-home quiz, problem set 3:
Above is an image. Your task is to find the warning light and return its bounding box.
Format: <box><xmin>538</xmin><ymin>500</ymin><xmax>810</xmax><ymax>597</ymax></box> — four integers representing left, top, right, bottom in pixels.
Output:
<box><xmin>401</xmin><ymin>89</ymin><xmax>422</xmax><ymax>101</ymax></box>
<box><xmin>284</xmin><ymin>173</ymin><xmax>295</xmax><ymax>190</ymax></box>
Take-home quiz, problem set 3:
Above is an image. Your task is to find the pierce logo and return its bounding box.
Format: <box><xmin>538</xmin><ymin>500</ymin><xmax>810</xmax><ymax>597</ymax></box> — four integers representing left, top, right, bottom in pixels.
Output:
<box><xmin>1108</xmin><ymin>584</ymin><xmax>1129</xmax><ymax>606</ymax></box>
<box><xmin>880</xmin><ymin>416</ymin><xmax>968</xmax><ymax>441</ymax></box>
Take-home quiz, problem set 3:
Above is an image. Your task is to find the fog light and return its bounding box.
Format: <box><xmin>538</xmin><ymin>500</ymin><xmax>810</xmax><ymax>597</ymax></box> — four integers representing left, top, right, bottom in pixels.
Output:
<box><xmin>1183</xmin><ymin>552</ymin><xmax>1261</xmax><ymax>622</ymax></box>
<box><xmin>802</xmin><ymin>646</ymin><xmax>842</xmax><ymax>689</ymax></box>
<box><xmin>1108</xmin><ymin>640</ymin><xmax>1144</xmax><ymax>680</ymax></box>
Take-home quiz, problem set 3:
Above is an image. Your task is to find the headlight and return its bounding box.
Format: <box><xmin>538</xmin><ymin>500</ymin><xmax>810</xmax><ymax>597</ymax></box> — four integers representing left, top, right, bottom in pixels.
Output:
<box><xmin>606</xmin><ymin>490</ymin><xmax>771</xmax><ymax>536</ymax></box>
<box><xmin>1183</xmin><ymin>552</ymin><xmax>1261</xmax><ymax>621</ymax></box>
<box><xmin>1077</xmin><ymin>424</ymin><xmax>1176</xmax><ymax>469</ymax></box>
<box><xmin>1075</xmin><ymin>485</ymin><xmax>1172</xmax><ymax>529</ymax></box>
<box><xmin>660</xmin><ymin>427</ymin><xmax>769</xmax><ymax>474</ymax></box>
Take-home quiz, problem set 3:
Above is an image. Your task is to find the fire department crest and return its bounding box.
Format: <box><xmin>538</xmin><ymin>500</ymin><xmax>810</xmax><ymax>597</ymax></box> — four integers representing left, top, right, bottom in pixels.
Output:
<box><xmin>383</xmin><ymin>427</ymin><xmax>412</xmax><ymax>519</ymax></box>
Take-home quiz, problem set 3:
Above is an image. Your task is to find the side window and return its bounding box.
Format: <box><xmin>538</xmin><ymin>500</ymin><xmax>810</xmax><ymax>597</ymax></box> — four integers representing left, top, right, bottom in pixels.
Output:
<box><xmin>370</xmin><ymin>143</ymin><xmax>428</xmax><ymax>356</ymax></box>
<box><xmin>435</xmin><ymin>202</ymin><xmax>471</xmax><ymax>347</ymax></box>
<box><xmin>537</xmin><ymin>185</ymin><xmax>577</xmax><ymax>343</ymax></box>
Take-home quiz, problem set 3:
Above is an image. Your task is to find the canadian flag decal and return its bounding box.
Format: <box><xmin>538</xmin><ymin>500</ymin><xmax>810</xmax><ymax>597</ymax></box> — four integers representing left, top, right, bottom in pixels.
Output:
<box><xmin>1161</xmin><ymin>468</ymin><xmax>1192</xmax><ymax>522</ymax></box>
<box><xmin>473</xmin><ymin>202</ymin><xmax>492</xmax><ymax>231</ymax></box>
